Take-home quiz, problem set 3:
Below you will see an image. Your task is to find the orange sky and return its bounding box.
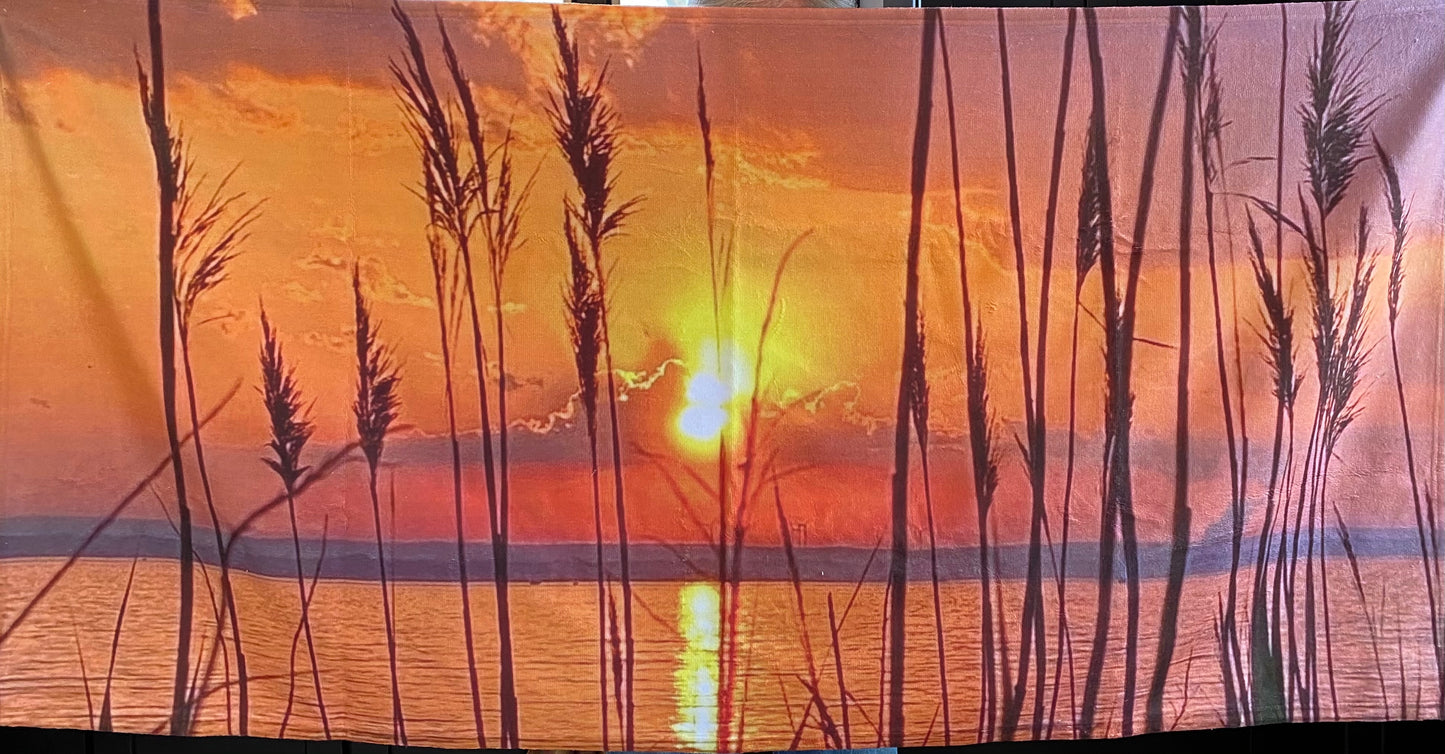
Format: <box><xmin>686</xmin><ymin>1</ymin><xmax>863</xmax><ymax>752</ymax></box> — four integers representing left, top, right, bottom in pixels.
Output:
<box><xmin>1</xmin><ymin>0</ymin><xmax>1441</xmax><ymax>547</ymax></box>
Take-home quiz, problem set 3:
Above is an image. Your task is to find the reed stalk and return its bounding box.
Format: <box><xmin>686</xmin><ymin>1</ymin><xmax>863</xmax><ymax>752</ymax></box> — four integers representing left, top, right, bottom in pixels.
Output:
<box><xmin>1078</xmin><ymin>7</ymin><xmax>1178</xmax><ymax>737</ymax></box>
<box><xmin>135</xmin><ymin>0</ymin><xmax>195</xmax><ymax>732</ymax></box>
<box><xmin>938</xmin><ymin>19</ymin><xmax>1004</xmax><ymax>741</ymax></box>
<box><xmin>564</xmin><ymin>184</ymin><xmax>610</xmax><ymax>749</ymax></box>
<box><xmin>436</xmin><ymin>24</ymin><xmax>533</xmax><ymax>742</ymax></box>
<box><xmin>1245</xmin><ymin>209</ymin><xmax>1297</xmax><ymax>724</ymax></box>
<box><xmin>775</xmin><ymin>482</ymin><xmax>842</xmax><ymax>749</ymax></box>
<box><xmin>172</xmin><ymin>144</ymin><xmax>259</xmax><ymax>736</ymax></box>
<box><xmin>1334</xmin><ymin>506</ymin><xmax>1391</xmax><ymax>715</ymax></box>
<box><xmin>353</xmin><ymin>270</ymin><xmax>405</xmax><ymax>743</ymax></box>
<box><xmin>1147</xmin><ymin>7</ymin><xmax>1199</xmax><ymax>733</ymax></box>
<box><xmin>694</xmin><ymin>50</ymin><xmax>744</xmax><ymax>751</ymax></box>
<box><xmin>886</xmin><ymin>8</ymin><xmax>939</xmax><ymax>743</ymax></box>
<box><xmin>1256</xmin><ymin>4</ymin><xmax>1377</xmax><ymax>719</ymax></box>
<box><xmin>259</xmin><ymin>309</ymin><xmax>330</xmax><ymax>738</ymax></box>
<box><xmin>428</xmin><ymin>223</ymin><xmax>488</xmax><ymax>746</ymax></box>
<box><xmin>826</xmin><ymin>594</ymin><xmax>851</xmax><ymax>748</ymax></box>
<box><xmin>909</xmin><ymin>319</ymin><xmax>951</xmax><ymax>744</ymax></box>
<box><xmin>996</xmin><ymin>7</ymin><xmax>1069</xmax><ymax>733</ymax></box>
<box><xmin>1375</xmin><ymin>137</ymin><xmax>1444</xmax><ymax>717</ymax></box>
<box><xmin>390</xmin><ymin>4</ymin><xmax>514</xmax><ymax>740</ymax></box>
<box><xmin>547</xmin><ymin>10</ymin><xmax>644</xmax><ymax>746</ymax></box>
<box><xmin>278</xmin><ymin>517</ymin><xmax>331</xmax><ymax>738</ymax></box>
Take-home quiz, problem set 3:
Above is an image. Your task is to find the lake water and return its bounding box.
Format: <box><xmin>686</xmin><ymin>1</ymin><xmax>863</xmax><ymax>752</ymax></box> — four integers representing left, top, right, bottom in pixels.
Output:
<box><xmin>0</xmin><ymin>557</ymin><xmax>1434</xmax><ymax>749</ymax></box>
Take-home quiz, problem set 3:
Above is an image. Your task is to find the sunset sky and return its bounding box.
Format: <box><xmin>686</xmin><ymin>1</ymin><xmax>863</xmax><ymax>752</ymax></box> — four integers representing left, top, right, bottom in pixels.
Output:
<box><xmin>1</xmin><ymin>0</ymin><xmax>1441</xmax><ymax>548</ymax></box>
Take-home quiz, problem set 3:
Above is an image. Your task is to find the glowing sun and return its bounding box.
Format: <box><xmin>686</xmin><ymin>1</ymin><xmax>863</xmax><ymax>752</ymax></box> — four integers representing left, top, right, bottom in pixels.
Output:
<box><xmin>675</xmin><ymin>341</ymin><xmax>751</xmax><ymax>447</ymax></box>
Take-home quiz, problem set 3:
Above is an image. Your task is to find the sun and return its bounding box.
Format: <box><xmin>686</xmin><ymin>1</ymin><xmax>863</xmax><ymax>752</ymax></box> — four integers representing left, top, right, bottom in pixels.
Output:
<box><xmin>674</xmin><ymin>340</ymin><xmax>751</xmax><ymax>448</ymax></box>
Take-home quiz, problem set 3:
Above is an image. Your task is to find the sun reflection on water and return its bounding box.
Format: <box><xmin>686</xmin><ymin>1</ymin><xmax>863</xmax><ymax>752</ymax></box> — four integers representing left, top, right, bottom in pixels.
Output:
<box><xmin>673</xmin><ymin>582</ymin><xmax>722</xmax><ymax>750</ymax></box>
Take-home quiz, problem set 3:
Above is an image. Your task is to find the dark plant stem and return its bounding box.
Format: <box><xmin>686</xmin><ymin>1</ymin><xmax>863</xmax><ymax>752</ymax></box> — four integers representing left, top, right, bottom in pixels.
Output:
<box><xmin>138</xmin><ymin>0</ymin><xmax>194</xmax><ymax>733</ymax></box>
<box><xmin>428</xmin><ymin>244</ymin><xmax>487</xmax><ymax>747</ymax></box>
<box><xmin>918</xmin><ymin>427</ymin><xmax>950</xmax><ymax>744</ymax></box>
<box><xmin>366</xmin><ymin>467</ymin><xmax>406</xmax><ymax>744</ymax></box>
<box><xmin>178</xmin><ymin>333</ymin><xmax>247</xmax><ymax>734</ymax></box>
<box><xmin>594</xmin><ymin>300</ymin><xmax>635</xmax><ymax>751</ymax></box>
<box><xmin>282</xmin><ymin>482</ymin><xmax>329</xmax><ymax>737</ymax></box>
<box><xmin>1034</xmin><ymin>8</ymin><xmax>1079</xmax><ymax>739</ymax></box>
<box><xmin>0</xmin><ymin>383</ymin><xmax>237</xmax><ymax>649</ymax></box>
<box><xmin>936</xmin><ymin>19</ymin><xmax>998</xmax><ymax>742</ymax></box>
<box><xmin>827</xmin><ymin>594</ymin><xmax>851</xmax><ymax>748</ymax></box>
<box><xmin>1079</xmin><ymin>7</ymin><xmax>1178</xmax><ymax>737</ymax></box>
<box><xmin>1115</xmin><ymin>11</ymin><xmax>1177</xmax><ymax>736</ymax></box>
<box><xmin>1148</xmin><ymin>8</ymin><xmax>1197</xmax><ymax>732</ymax></box>
<box><xmin>886</xmin><ymin>8</ymin><xmax>938</xmax><ymax>743</ymax></box>
<box><xmin>1048</xmin><ymin>289</ymin><xmax>1083</xmax><ymax>739</ymax></box>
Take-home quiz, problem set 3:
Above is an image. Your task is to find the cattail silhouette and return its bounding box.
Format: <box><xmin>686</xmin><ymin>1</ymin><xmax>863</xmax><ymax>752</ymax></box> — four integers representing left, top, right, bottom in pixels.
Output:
<box><xmin>258</xmin><ymin>309</ymin><xmax>329</xmax><ymax>738</ymax></box>
<box><xmin>353</xmin><ymin>269</ymin><xmax>405</xmax><ymax>743</ymax></box>
<box><xmin>1375</xmin><ymin>137</ymin><xmax>1443</xmax><ymax>717</ymax></box>
<box><xmin>172</xmin><ymin>146</ymin><xmax>260</xmax><ymax>735</ymax></box>
<box><xmin>548</xmin><ymin>9</ymin><xmax>642</xmax><ymax>746</ymax></box>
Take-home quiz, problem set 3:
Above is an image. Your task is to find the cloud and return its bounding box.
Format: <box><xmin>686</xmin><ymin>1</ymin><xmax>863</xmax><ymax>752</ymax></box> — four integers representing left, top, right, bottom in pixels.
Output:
<box><xmin>297</xmin><ymin>252</ymin><xmax>349</xmax><ymax>272</ymax></box>
<box><xmin>357</xmin><ymin>256</ymin><xmax>433</xmax><ymax>309</ymax></box>
<box><xmin>223</xmin><ymin>0</ymin><xmax>258</xmax><ymax>21</ymax></box>
<box><xmin>293</xmin><ymin>252</ymin><xmax>433</xmax><ymax>309</ymax></box>
<box><xmin>204</xmin><ymin>79</ymin><xmax>297</xmax><ymax>131</ymax></box>
<box><xmin>282</xmin><ymin>280</ymin><xmax>324</xmax><ymax>304</ymax></box>
<box><xmin>464</xmin><ymin>4</ymin><xmax>664</xmax><ymax>94</ymax></box>
<box><xmin>489</xmin><ymin>301</ymin><xmax>529</xmax><ymax>316</ymax></box>
<box><xmin>301</xmin><ymin>328</ymin><xmax>353</xmax><ymax>354</ymax></box>
<box><xmin>198</xmin><ymin>305</ymin><xmax>249</xmax><ymax>337</ymax></box>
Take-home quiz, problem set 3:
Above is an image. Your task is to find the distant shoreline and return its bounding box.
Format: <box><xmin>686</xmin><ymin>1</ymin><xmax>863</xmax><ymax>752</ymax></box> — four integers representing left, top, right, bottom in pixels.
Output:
<box><xmin>0</xmin><ymin>516</ymin><xmax>1432</xmax><ymax>584</ymax></box>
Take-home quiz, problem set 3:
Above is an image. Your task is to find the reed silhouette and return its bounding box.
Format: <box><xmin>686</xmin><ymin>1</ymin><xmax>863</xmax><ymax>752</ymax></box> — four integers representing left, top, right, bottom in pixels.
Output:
<box><xmin>258</xmin><ymin>309</ymin><xmax>330</xmax><ymax>739</ymax></box>
<box><xmin>909</xmin><ymin>317</ymin><xmax>951</xmax><ymax>745</ymax></box>
<box><xmin>937</xmin><ymin>19</ymin><xmax>1002</xmax><ymax>741</ymax></box>
<box><xmin>1375</xmin><ymin>136</ymin><xmax>1444</xmax><ymax>717</ymax></box>
<box><xmin>547</xmin><ymin>9</ymin><xmax>642</xmax><ymax>747</ymax></box>
<box><xmin>438</xmin><ymin>17</ymin><xmax>534</xmax><ymax>743</ymax></box>
<box><xmin>1148</xmin><ymin>7</ymin><xmax>1200</xmax><ymax>734</ymax></box>
<box><xmin>390</xmin><ymin>2</ymin><xmax>518</xmax><ymax>741</ymax></box>
<box><xmin>563</xmin><ymin>167</ymin><xmax>611</xmax><ymax>750</ymax></box>
<box><xmin>352</xmin><ymin>269</ymin><xmax>405</xmax><ymax>744</ymax></box>
<box><xmin>135</xmin><ymin>0</ymin><xmax>196</xmax><ymax>732</ymax></box>
<box><xmin>1078</xmin><ymin>6</ymin><xmax>1179</xmax><ymax>737</ymax></box>
<box><xmin>170</xmin><ymin>133</ymin><xmax>261</xmax><ymax>736</ymax></box>
<box><xmin>886</xmin><ymin>7</ymin><xmax>938</xmax><ymax>743</ymax></box>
